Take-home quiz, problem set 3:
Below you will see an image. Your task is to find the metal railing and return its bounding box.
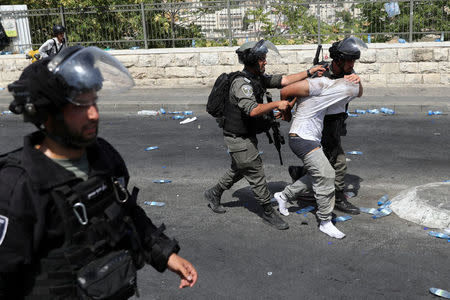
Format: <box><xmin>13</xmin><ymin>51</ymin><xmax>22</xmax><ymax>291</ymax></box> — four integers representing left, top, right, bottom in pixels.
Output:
<box><xmin>0</xmin><ymin>0</ymin><xmax>448</xmax><ymax>51</ymax></box>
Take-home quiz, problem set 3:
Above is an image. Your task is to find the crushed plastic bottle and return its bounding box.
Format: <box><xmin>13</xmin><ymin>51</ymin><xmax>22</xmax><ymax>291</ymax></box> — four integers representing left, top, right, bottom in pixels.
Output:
<box><xmin>160</xmin><ymin>108</ymin><xmax>166</xmax><ymax>114</ymax></box>
<box><xmin>367</xmin><ymin>108</ymin><xmax>380</xmax><ymax>114</ymax></box>
<box><xmin>347</xmin><ymin>113</ymin><xmax>358</xmax><ymax>117</ymax></box>
<box><xmin>296</xmin><ymin>206</ymin><xmax>315</xmax><ymax>214</ymax></box>
<box><xmin>377</xmin><ymin>194</ymin><xmax>389</xmax><ymax>206</ymax></box>
<box><xmin>428</xmin><ymin>231</ymin><xmax>450</xmax><ymax>239</ymax></box>
<box><xmin>378</xmin><ymin>200</ymin><xmax>391</xmax><ymax>210</ymax></box>
<box><xmin>138</xmin><ymin>110</ymin><xmax>159</xmax><ymax>116</ymax></box>
<box><xmin>359</xmin><ymin>207</ymin><xmax>378</xmax><ymax>215</ymax></box>
<box><xmin>347</xmin><ymin>151</ymin><xmax>363</xmax><ymax>155</ymax></box>
<box><xmin>183</xmin><ymin>111</ymin><xmax>193</xmax><ymax>115</ymax></box>
<box><xmin>153</xmin><ymin>180</ymin><xmax>172</xmax><ymax>183</ymax></box>
<box><xmin>372</xmin><ymin>207</ymin><xmax>392</xmax><ymax>219</ymax></box>
<box><xmin>333</xmin><ymin>215</ymin><xmax>352</xmax><ymax>222</ymax></box>
<box><xmin>1</xmin><ymin>111</ymin><xmax>12</xmax><ymax>115</ymax></box>
<box><xmin>145</xmin><ymin>146</ymin><xmax>159</xmax><ymax>151</ymax></box>
<box><xmin>380</xmin><ymin>107</ymin><xmax>395</xmax><ymax>115</ymax></box>
<box><xmin>144</xmin><ymin>201</ymin><xmax>165</xmax><ymax>206</ymax></box>
<box><xmin>428</xmin><ymin>110</ymin><xmax>443</xmax><ymax>115</ymax></box>
<box><xmin>429</xmin><ymin>287</ymin><xmax>450</xmax><ymax>299</ymax></box>
<box><xmin>354</xmin><ymin>109</ymin><xmax>366</xmax><ymax>114</ymax></box>
<box><xmin>172</xmin><ymin>115</ymin><xmax>185</xmax><ymax>120</ymax></box>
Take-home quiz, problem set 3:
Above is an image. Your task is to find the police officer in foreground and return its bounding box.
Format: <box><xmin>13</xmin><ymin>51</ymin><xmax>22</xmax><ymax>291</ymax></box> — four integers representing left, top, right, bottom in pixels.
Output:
<box><xmin>289</xmin><ymin>37</ymin><xmax>366</xmax><ymax>215</ymax></box>
<box><xmin>38</xmin><ymin>24</ymin><xmax>67</xmax><ymax>59</ymax></box>
<box><xmin>204</xmin><ymin>39</ymin><xmax>325</xmax><ymax>230</ymax></box>
<box><xmin>0</xmin><ymin>46</ymin><xmax>197</xmax><ymax>299</ymax></box>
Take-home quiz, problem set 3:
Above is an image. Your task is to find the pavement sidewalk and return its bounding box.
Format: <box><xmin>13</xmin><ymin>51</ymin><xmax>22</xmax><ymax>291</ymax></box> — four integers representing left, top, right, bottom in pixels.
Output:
<box><xmin>0</xmin><ymin>85</ymin><xmax>449</xmax><ymax>113</ymax></box>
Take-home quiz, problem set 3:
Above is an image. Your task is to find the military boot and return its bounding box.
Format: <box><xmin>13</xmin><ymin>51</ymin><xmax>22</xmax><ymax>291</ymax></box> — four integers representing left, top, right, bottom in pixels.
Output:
<box><xmin>261</xmin><ymin>205</ymin><xmax>289</xmax><ymax>230</ymax></box>
<box><xmin>334</xmin><ymin>191</ymin><xmax>360</xmax><ymax>215</ymax></box>
<box><xmin>288</xmin><ymin>165</ymin><xmax>307</xmax><ymax>182</ymax></box>
<box><xmin>204</xmin><ymin>184</ymin><xmax>226</xmax><ymax>214</ymax></box>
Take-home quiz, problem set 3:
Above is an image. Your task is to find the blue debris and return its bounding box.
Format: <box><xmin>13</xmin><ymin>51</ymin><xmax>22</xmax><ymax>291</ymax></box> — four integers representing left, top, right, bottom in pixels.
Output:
<box><xmin>367</xmin><ymin>108</ymin><xmax>380</xmax><ymax>114</ymax></box>
<box><xmin>296</xmin><ymin>206</ymin><xmax>315</xmax><ymax>214</ymax></box>
<box><xmin>354</xmin><ymin>109</ymin><xmax>366</xmax><ymax>114</ymax></box>
<box><xmin>333</xmin><ymin>215</ymin><xmax>352</xmax><ymax>222</ymax></box>
<box><xmin>428</xmin><ymin>231</ymin><xmax>450</xmax><ymax>239</ymax></box>
<box><xmin>372</xmin><ymin>207</ymin><xmax>392</xmax><ymax>219</ymax></box>
<box><xmin>160</xmin><ymin>108</ymin><xmax>166</xmax><ymax>114</ymax></box>
<box><xmin>172</xmin><ymin>115</ymin><xmax>185</xmax><ymax>120</ymax></box>
<box><xmin>359</xmin><ymin>207</ymin><xmax>378</xmax><ymax>215</ymax></box>
<box><xmin>347</xmin><ymin>151</ymin><xmax>363</xmax><ymax>155</ymax></box>
<box><xmin>183</xmin><ymin>111</ymin><xmax>193</xmax><ymax>115</ymax></box>
<box><xmin>380</xmin><ymin>107</ymin><xmax>395</xmax><ymax>115</ymax></box>
<box><xmin>153</xmin><ymin>180</ymin><xmax>172</xmax><ymax>183</ymax></box>
<box><xmin>377</xmin><ymin>195</ymin><xmax>389</xmax><ymax>206</ymax></box>
<box><xmin>144</xmin><ymin>201</ymin><xmax>165</xmax><ymax>206</ymax></box>
<box><xmin>145</xmin><ymin>146</ymin><xmax>159</xmax><ymax>151</ymax></box>
<box><xmin>428</xmin><ymin>110</ymin><xmax>443</xmax><ymax>115</ymax></box>
<box><xmin>347</xmin><ymin>113</ymin><xmax>358</xmax><ymax>117</ymax></box>
<box><xmin>429</xmin><ymin>287</ymin><xmax>450</xmax><ymax>299</ymax></box>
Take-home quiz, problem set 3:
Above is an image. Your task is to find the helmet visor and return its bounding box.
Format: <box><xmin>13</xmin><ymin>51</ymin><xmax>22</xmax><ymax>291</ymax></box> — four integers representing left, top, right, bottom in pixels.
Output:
<box><xmin>252</xmin><ymin>39</ymin><xmax>280</xmax><ymax>56</ymax></box>
<box><xmin>337</xmin><ymin>37</ymin><xmax>368</xmax><ymax>55</ymax></box>
<box><xmin>48</xmin><ymin>46</ymin><xmax>135</xmax><ymax>106</ymax></box>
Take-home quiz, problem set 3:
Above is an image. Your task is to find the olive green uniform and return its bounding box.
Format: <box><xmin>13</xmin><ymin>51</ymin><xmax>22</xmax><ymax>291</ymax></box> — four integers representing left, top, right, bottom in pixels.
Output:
<box><xmin>217</xmin><ymin>70</ymin><xmax>282</xmax><ymax>207</ymax></box>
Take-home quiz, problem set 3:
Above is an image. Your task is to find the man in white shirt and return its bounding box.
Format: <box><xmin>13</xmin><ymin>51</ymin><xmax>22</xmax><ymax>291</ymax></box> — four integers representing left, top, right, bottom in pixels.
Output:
<box><xmin>274</xmin><ymin>75</ymin><xmax>362</xmax><ymax>239</ymax></box>
<box><xmin>38</xmin><ymin>24</ymin><xmax>66</xmax><ymax>58</ymax></box>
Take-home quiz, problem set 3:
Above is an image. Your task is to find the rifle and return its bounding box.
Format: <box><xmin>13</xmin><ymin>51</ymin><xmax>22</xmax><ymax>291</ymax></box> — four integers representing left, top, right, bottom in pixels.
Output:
<box><xmin>265</xmin><ymin>92</ymin><xmax>285</xmax><ymax>165</ymax></box>
<box><xmin>311</xmin><ymin>44</ymin><xmax>330</xmax><ymax>78</ymax></box>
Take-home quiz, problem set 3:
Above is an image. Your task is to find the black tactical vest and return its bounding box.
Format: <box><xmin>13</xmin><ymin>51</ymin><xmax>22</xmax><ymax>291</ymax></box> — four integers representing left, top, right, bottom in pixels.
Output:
<box><xmin>27</xmin><ymin>172</ymin><xmax>142</xmax><ymax>299</ymax></box>
<box><xmin>223</xmin><ymin>73</ymin><xmax>271</xmax><ymax>136</ymax></box>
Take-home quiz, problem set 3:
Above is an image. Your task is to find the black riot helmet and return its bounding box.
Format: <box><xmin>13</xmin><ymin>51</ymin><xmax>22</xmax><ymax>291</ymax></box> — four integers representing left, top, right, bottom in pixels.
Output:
<box><xmin>236</xmin><ymin>39</ymin><xmax>280</xmax><ymax>66</ymax></box>
<box><xmin>329</xmin><ymin>37</ymin><xmax>367</xmax><ymax>61</ymax></box>
<box><xmin>8</xmin><ymin>45</ymin><xmax>134</xmax><ymax>128</ymax></box>
<box><xmin>53</xmin><ymin>24</ymin><xmax>65</xmax><ymax>36</ymax></box>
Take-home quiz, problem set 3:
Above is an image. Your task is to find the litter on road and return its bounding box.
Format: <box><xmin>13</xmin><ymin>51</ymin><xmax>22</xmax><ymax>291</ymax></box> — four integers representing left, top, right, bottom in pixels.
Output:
<box><xmin>377</xmin><ymin>194</ymin><xmax>389</xmax><ymax>206</ymax></box>
<box><xmin>428</xmin><ymin>231</ymin><xmax>450</xmax><ymax>239</ymax></box>
<box><xmin>372</xmin><ymin>207</ymin><xmax>392</xmax><ymax>219</ymax></box>
<box><xmin>332</xmin><ymin>215</ymin><xmax>352</xmax><ymax>222</ymax></box>
<box><xmin>429</xmin><ymin>288</ymin><xmax>450</xmax><ymax>299</ymax></box>
<box><xmin>145</xmin><ymin>146</ymin><xmax>159</xmax><ymax>151</ymax></box>
<box><xmin>427</xmin><ymin>110</ymin><xmax>443</xmax><ymax>115</ymax></box>
<box><xmin>180</xmin><ymin>117</ymin><xmax>197</xmax><ymax>124</ymax></box>
<box><xmin>347</xmin><ymin>151</ymin><xmax>363</xmax><ymax>155</ymax></box>
<box><xmin>137</xmin><ymin>110</ymin><xmax>158</xmax><ymax>116</ymax></box>
<box><xmin>153</xmin><ymin>180</ymin><xmax>172</xmax><ymax>183</ymax></box>
<box><xmin>296</xmin><ymin>206</ymin><xmax>315</xmax><ymax>214</ymax></box>
<box><xmin>144</xmin><ymin>201</ymin><xmax>165</xmax><ymax>207</ymax></box>
<box><xmin>359</xmin><ymin>207</ymin><xmax>378</xmax><ymax>215</ymax></box>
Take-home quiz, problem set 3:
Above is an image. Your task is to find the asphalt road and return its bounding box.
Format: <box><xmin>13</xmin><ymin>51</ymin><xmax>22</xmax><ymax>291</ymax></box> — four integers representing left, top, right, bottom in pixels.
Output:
<box><xmin>0</xmin><ymin>107</ymin><xmax>449</xmax><ymax>299</ymax></box>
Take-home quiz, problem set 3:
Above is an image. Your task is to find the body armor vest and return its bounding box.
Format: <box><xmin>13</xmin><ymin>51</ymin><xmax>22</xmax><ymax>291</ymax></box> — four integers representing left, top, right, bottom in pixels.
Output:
<box><xmin>223</xmin><ymin>73</ymin><xmax>271</xmax><ymax>136</ymax></box>
<box><xmin>28</xmin><ymin>172</ymin><xmax>142</xmax><ymax>300</ymax></box>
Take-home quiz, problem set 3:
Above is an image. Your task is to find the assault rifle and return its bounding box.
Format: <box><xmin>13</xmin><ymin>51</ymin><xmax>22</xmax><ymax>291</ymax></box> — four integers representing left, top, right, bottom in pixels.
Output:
<box><xmin>265</xmin><ymin>92</ymin><xmax>285</xmax><ymax>165</ymax></box>
<box><xmin>311</xmin><ymin>44</ymin><xmax>330</xmax><ymax>78</ymax></box>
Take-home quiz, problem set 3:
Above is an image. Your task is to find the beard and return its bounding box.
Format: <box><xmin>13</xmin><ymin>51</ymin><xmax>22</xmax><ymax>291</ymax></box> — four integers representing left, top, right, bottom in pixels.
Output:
<box><xmin>50</xmin><ymin>117</ymin><xmax>99</xmax><ymax>149</ymax></box>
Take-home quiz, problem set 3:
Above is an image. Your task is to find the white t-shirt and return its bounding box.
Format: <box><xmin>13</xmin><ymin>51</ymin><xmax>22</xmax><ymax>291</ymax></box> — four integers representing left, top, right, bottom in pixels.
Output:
<box><xmin>38</xmin><ymin>38</ymin><xmax>65</xmax><ymax>58</ymax></box>
<box><xmin>289</xmin><ymin>77</ymin><xmax>359</xmax><ymax>142</ymax></box>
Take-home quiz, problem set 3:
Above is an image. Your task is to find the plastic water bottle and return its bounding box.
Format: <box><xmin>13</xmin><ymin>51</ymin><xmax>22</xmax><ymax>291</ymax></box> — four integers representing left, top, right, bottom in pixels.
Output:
<box><xmin>192</xmin><ymin>39</ymin><xmax>196</xmax><ymax>47</ymax></box>
<box><xmin>183</xmin><ymin>111</ymin><xmax>193</xmax><ymax>115</ymax></box>
<box><xmin>367</xmin><ymin>108</ymin><xmax>380</xmax><ymax>114</ymax></box>
<box><xmin>355</xmin><ymin>109</ymin><xmax>366</xmax><ymax>114</ymax></box>
<box><xmin>144</xmin><ymin>201</ymin><xmax>165</xmax><ymax>207</ymax></box>
<box><xmin>377</xmin><ymin>194</ymin><xmax>389</xmax><ymax>206</ymax></box>
<box><xmin>159</xmin><ymin>108</ymin><xmax>166</xmax><ymax>114</ymax></box>
<box><xmin>429</xmin><ymin>288</ymin><xmax>450</xmax><ymax>299</ymax></box>
<box><xmin>347</xmin><ymin>151</ymin><xmax>363</xmax><ymax>155</ymax></box>
<box><xmin>145</xmin><ymin>146</ymin><xmax>159</xmax><ymax>151</ymax></box>
<box><xmin>380</xmin><ymin>107</ymin><xmax>395</xmax><ymax>115</ymax></box>
<box><xmin>367</xmin><ymin>34</ymin><xmax>371</xmax><ymax>44</ymax></box>
<box><xmin>172</xmin><ymin>115</ymin><xmax>185</xmax><ymax>120</ymax></box>
<box><xmin>153</xmin><ymin>180</ymin><xmax>172</xmax><ymax>183</ymax></box>
<box><xmin>372</xmin><ymin>207</ymin><xmax>392</xmax><ymax>219</ymax></box>
<box><xmin>347</xmin><ymin>113</ymin><xmax>358</xmax><ymax>117</ymax></box>
<box><xmin>333</xmin><ymin>215</ymin><xmax>352</xmax><ymax>222</ymax></box>
<box><xmin>428</xmin><ymin>231</ymin><xmax>450</xmax><ymax>239</ymax></box>
<box><xmin>359</xmin><ymin>207</ymin><xmax>378</xmax><ymax>215</ymax></box>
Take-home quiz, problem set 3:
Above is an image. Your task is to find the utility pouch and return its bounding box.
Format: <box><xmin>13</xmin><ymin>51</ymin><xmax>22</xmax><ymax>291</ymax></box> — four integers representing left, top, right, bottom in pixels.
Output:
<box><xmin>77</xmin><ymin>250</ymin><xmax>137</xmax><ymax>300</ymax></box>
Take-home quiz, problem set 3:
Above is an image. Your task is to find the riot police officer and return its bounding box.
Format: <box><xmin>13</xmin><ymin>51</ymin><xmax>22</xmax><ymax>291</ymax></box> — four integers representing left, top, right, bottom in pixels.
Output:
<box><xmin>289</xmin><ymin>37</ymin><xmax>366</xmax><ymax>214</ymax></box>
<box><xmin>0</xmin><ymin>46</ymin><xmax>197</xmax><ymax>299</ymax></box>
<box><xmin>38</xmin><ymin>24</ymin><xmax>67</xmax><ymax>58</ymax></box>
<box><xmin>204</xmin><ymin>39</ymin><xmax>325</xmax><ymax>230</ymax></box>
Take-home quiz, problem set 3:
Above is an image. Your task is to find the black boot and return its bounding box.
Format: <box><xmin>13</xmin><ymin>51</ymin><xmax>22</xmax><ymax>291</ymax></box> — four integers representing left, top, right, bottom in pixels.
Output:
<box><xmin>334</xmin><ymin>191</ymin><xmax>360</xmax><ymax>215</ymax></box>
<box><xmin>261</xmin><ymin>205</ymin><xmax>289</xmax><ymax>230</ymax></box>
<box><xmin>204</xmin><ymin>184</ymin><xmax>226</xmax><ymax>214</ymax></box>
<box><xmin>288</xmin><ymin>165</ymin><xmax>307</xmax><ymax>182</ymax></box>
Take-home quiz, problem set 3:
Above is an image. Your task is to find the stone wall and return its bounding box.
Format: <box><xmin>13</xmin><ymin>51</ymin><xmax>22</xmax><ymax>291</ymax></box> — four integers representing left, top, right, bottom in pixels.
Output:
<box><xmin>0</xmin><ymin>42</ymin><xmax>448</xmax><ymax>88</ymax></box>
